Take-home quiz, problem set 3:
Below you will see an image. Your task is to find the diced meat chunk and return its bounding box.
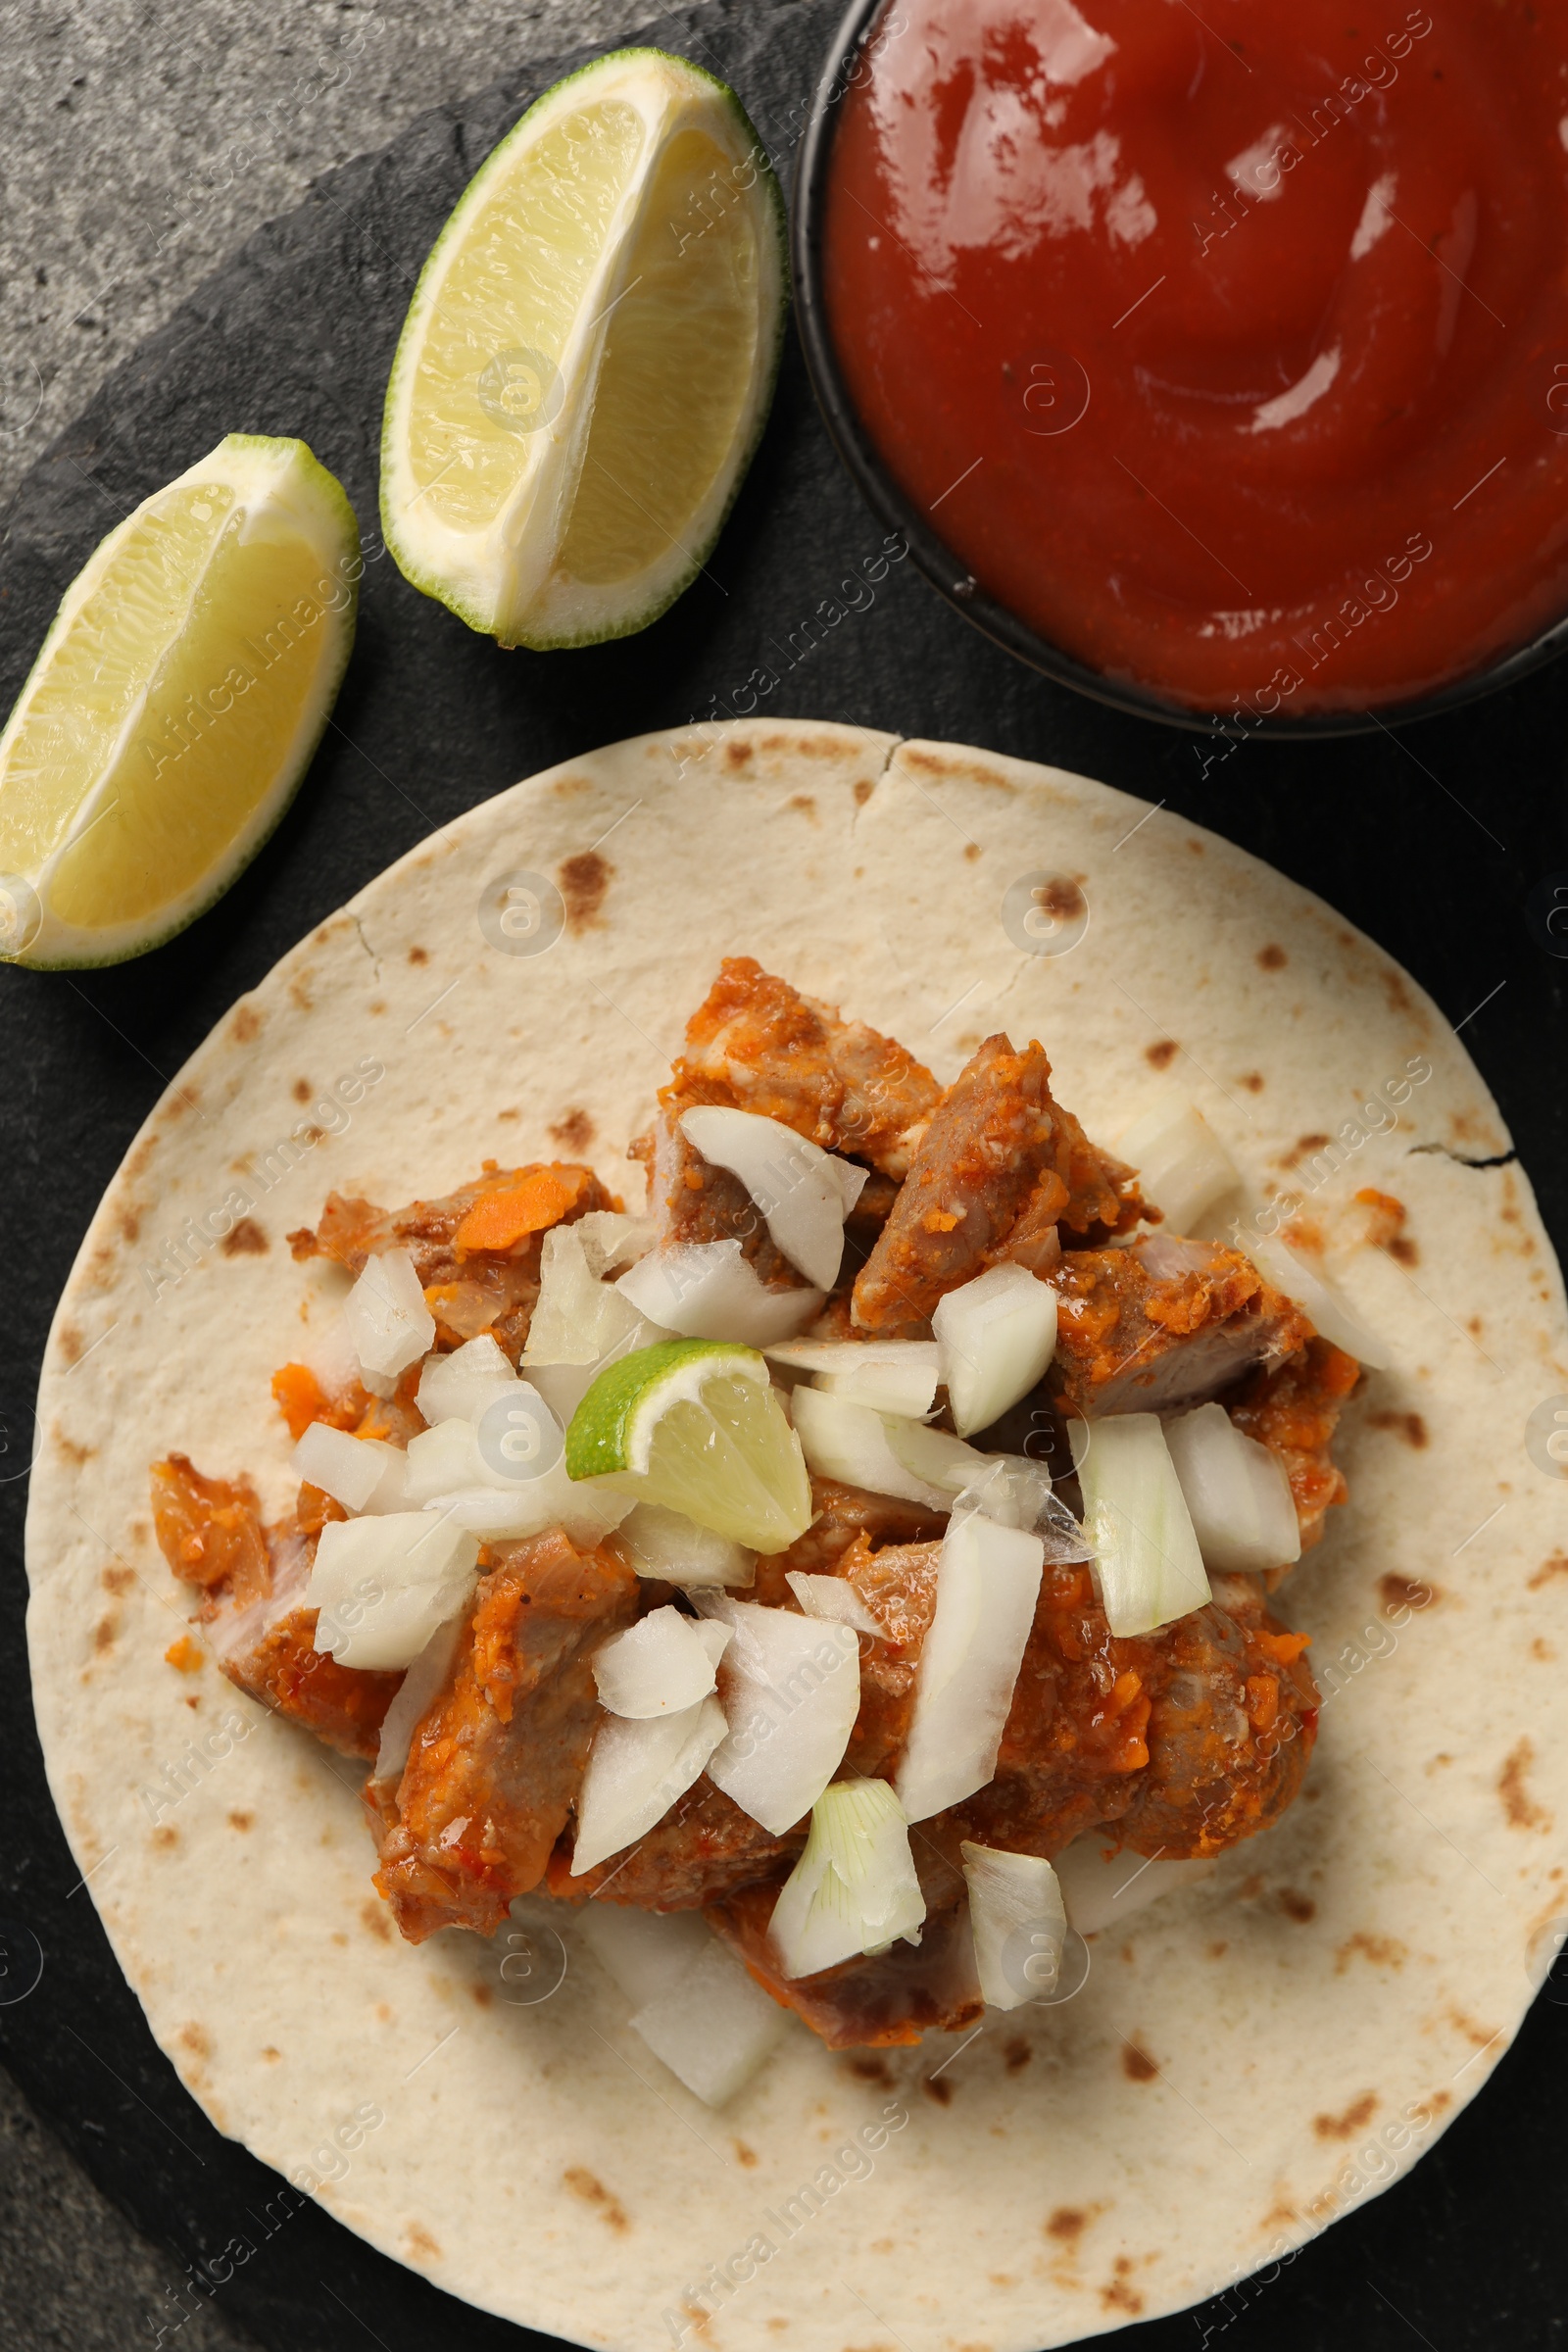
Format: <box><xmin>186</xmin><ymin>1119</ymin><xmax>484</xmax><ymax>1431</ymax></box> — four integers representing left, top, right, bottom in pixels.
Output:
<box><xmin>751</xmin><ymin>1477</ymin><xmax>948</xmax><ymax>1606</ymax></box>
<box><xmin>838</xmin><ymin>1538</ymin><xmax>942</xmax><ymax>1781</ymax></box>
<box><xmin>1107</xmin><ymin>1580</ymin><xmax>1318</xmax><ymax>1857</ymax></box>
<box><xmin>288</xmin><ymin>1159</ymin><xmax>614</xmax><ymax>1356</ymax></box>
<box><xmin>707</xmin><ymin>1847</ymin><xmax>983</xmax><ymax>2049</ymax></box>
<box><xmin>150</xmin><ymin>1454</ymin><xmax>399</xmax><ymax>1760</ymax></box>
<box><xmin>790</xmin><ymin>1527</ymin><xmax>1317</xmax><ymax>1867</ymax></box>
<box><xmin>549</xmin><ymin>1778</ymin><xmax>801</xmax><ymax>1910</ymax></box>
<box><xmin>372</xmin><ymin>1529</ymin><xmax>639</xmax><ymax>1941</ymax></box>
<box><xmin>672</xmin><ymin>956</ymin><xmax>941</xmax><ymax>1178</ymax></box>
<box><xmin>1226</xmin><ymin>1336</ymin><xmax>1360</xmax><ymax>1559</ymax></box>
<box><xmin>1048</xmin><ymin>1232</ymin><xmax>1311</xmax><ymax>1419</ymax></box>
<box><xmin>639</xmin><ymin>1105</ymin><xmax>803</xmax><ymax>1288</ymax></box>
<box><xmin>944</xmin><ymin>1564</ymin><xmax>1317</xmax><ymax>1863</ymax></box>
<box><xmin>853</xmin><ymin>1035</ymin><xmax>1140</xmax><ymax>1333</ymax></box>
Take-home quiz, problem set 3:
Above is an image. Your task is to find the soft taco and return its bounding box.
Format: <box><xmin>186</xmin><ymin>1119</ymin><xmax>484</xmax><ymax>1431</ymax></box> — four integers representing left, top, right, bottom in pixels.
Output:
<box><xmin>26</xmin><ymin>721</ymin><xmax>1568</xmax><ymax>2349</ymax></box>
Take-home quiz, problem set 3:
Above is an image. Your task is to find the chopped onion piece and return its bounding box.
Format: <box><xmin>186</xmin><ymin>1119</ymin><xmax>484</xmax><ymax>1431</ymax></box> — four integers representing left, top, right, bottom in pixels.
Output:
<box><xmin>697</xmin><ymin>1593</ymin><xmax>860</xmax><ymax>1834</ymax></box>
<box><xmin>786</xmin><ymin>1571</ymin><xmax>883</xmax><ymax>1638</ymax></box>
<box><xmin>952</xmin><ymin>1460</ymin><xmax>1097</xmax><ymax>1566</ymax></box>
<box><xmin>766</xmin><ymin>1338</ymin><xmax>940</xmax><ymax>1419</ymax></box>
<box><xmin>614</xmin><ymin>1501</ymin><xmax>756</xmax><ymax>1589</ymax></box>
<box><xmin>574</xmin><ymin>1210</ymin><xmax>658</xmax><ymax>1279</ymax></box>
<box><xmin>291</xmin><ymin>1423</ymin><xmax>407</xmax><ymax>1515</ymax></box>
<box><xmin>895</xmin><ymin>1513</ymin><xmax>1045</xmax><ymax>1823</ymax></box>
<box><xmin>576</xmin><ymin>1903</ymin><xmax>710</xmax><ymax>2005</ymax></box>
<box><xmin>790</xmin><ymin>1387</ymin><xmax>952</xmax><ymax>1510</ymax></box>
<box><xmin>1068</xmin><ymin>1414</ymin><xmax>1210</xmax><ymax>1637</ymax></box>
<box><xmin>407</xmin><ymin>1384</ymin><xmax>562</xmax><ymax>1500</ymax></box>
<box><xmin>933</xmin><ymin>1265</ymin><xmax>1058</xmax><ymax>1438</ymax></box>
<box><xmin>527</xmin><ymin>1359</ymin><xmax>600</xmax><ymax>1427</ymax></box>
<box><xmin>306</xmin><ymin>1512</ymin><xmax>478</xmax><ymax>1671</ymax></box>
<box><xmin>416</xmin><ymin>1334</ymin><xmax>516</xmax><ymax>1426</ymax></box>
<box><xmin>629</xmin><ymin>1940</ymin><xmax>791</xmax><ymax>2106</ymax></box>
<box><xmin>1118</xmin><ymin>1091</ymin><xmax>1242</xmax><ymax>1233</ymax></box>
<box><xmin>1163</xmin><ymin>1401</ymin><xmax>1300</xmax><ymax>1574</ymax></box>
<box><xmin>424</xmin><ymin>1455</ymin><xmax>632</xmax><ymax>1546</ymax></box>
<box><xmin>678</xmin><ymin>1104</ymin><xmax>866</xmax><ymax>1289</ymax></box>
<box><xmin>404</xmin><ymin>1415</ymin><xmax>485</xmax><ymax>1504</ymax></box>
<box><xmin>592</xmin><ymin>1606</ymin><xmax>731</xmax><ymax>1717</ymax></box>
<box><xmin>768</xmin><ymin>1779</ymin><xmax>925</xmax><ymax>1980</ymax></box>
<box><xmin>961</xmin><ymin>1842</ymin><xmax>1066</xmax><ymax>2009</ymax></box>
<box><xmin>1242</xmin><ymin>1232</ymin><xmax>1393</xmax><ymax>1370</ymax></box>
<box><xmin>523</xmin><ymin>1224</ymin><xmax>665</xmax><ymax>1367</ymax></box>
<box><xmin>1054</xmin><ymin>1836</ymin><xmax>1217</xmax><ymax>1935</ymax></box>
<box><xmin>344</xmin><ymin>1248</ymin><xmax>435</xmax><ymax>1382</ymax></box>
<box><xmin>571</xmin><ymin>1695</ymin><xmax>728</xmax><ymax>1875</ymax></box>
<box><xmin>373</xmin><ymin>1611</ymin><xmax>466</xmax><ymax>1783</ymax></box>
<box><xmin>617</xmin><ymin>1240</ymin><xmax>822</xmax><ymax>1346</ymax></box>
<box><xmin>882</xmin><ymin>1414</ymin><xmax>998</xmax><ymax>1495</ymax></box>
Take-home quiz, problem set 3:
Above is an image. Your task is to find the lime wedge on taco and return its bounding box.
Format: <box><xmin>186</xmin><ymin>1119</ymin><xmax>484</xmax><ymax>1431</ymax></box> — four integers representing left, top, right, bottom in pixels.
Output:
<box><xmin>0</xmin><ymin>432</ymin><xmax>358</xmax><ymax>970</ymax></box>
<box><xmin>379</xmin><ymin>47</ymin><xmax>786</xmax><ymax>650</ymax></box>
<box><xmin>565</xmin><ymin>1337</ymin><xmax>812</xmax><ymax>1550</ymax></box>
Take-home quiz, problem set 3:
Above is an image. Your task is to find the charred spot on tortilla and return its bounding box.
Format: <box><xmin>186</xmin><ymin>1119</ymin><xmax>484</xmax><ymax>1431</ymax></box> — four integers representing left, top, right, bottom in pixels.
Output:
<box><xmin>220</xmin><ymin>1218</ymin><xmax>269</xmax><ymax>1256</ymax></box>
<box><xmin>1368</xmin><ymin>1409</ymin><xmax>1428</xmax><ymax>1449</ymax></box>
<box><xmin>549</xmin><ymin>1107</ymin><xmax>595</xmax><ymax>1152</ymax></box>
<box><xmin>1145</xmin><ymin>1040</ymin><xmax>1178</xmax><ymax>1070</ymax></box>
<box><xmin>1498</xmin><ymin>1739</ymin><xmax>1549</xmax><ymax>1831</ymax></box>
<box><xmin>1313</xmin><ymin>2090</ymin><xmax>1378</xmax><ymax>2139</ymax></box>
<box><xmin>558</xmin><ymin>849</ymin><xmax>612</xmax><ymax>932</ymax></box>
<box><xmin>1257</xmin><ymin>944</ymin><xmax>1288</xmax><ymax>970</ymax></box>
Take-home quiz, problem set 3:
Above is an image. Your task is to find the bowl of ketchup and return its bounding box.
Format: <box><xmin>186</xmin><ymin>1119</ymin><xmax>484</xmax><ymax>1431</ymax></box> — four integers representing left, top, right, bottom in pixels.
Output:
<box><xmin>795</xmin><ymin>0</ymin><xmax>1568</xmax><ymax>734</ymax></box>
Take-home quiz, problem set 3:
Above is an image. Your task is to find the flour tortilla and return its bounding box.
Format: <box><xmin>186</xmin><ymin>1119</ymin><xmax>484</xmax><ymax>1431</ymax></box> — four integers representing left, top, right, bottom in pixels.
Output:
<box><xmin>26</xmin><ymin>720</ymin><xmax>1568</xmax><ymax>2349</ymax></box>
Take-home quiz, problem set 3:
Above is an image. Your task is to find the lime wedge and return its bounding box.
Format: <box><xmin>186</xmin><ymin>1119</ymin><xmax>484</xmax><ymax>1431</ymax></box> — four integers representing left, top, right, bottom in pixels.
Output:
<box><xmin>379</xmin><ymin>46</ymin><xmax>785</xmax><ymax>650</ymax></box>
<box><xmin>0</xmin><ymin>433</ymin><xmax>358</xmax><ymax>969</ymax></box>
<box><xmin>565</xmin><ymin>1339</ymin><xmax>811</xmax><ymax>1552</ymax></box>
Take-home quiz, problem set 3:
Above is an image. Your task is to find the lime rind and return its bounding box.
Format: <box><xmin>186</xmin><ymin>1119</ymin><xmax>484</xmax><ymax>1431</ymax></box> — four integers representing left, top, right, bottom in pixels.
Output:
<box><xmin>379</xmin><ymin>45</ymin><xmax>786</xmax><ymax>651</ymax></box>
<box><xmin>564</xmin><ymin>1338</ymin><xmax>767</xmax><ymax>1479</ymax></box>
<box><xmin>0</xmin><ymin>433</ymin><xmax>360</xmax><ymax>971</ymax></box>
<box><xmin>565</xmin><ymin>1338</ymin><xmax>809</xmax><ymax>1551</ymax></box>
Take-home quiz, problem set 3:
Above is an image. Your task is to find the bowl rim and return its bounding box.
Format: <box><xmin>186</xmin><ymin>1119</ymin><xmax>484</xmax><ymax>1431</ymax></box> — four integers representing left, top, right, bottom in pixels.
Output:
<box><xmin>790</xmin><ymin>0</ymin><xmax>1568</xmax><ymax>741</ymax></box>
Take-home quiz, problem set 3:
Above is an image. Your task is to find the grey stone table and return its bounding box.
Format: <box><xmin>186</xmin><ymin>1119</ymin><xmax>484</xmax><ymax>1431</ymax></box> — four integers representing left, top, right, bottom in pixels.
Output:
<box><xmin>0</xmin><ymin>9</ymin><xmax>655</xmax><ymax>2342</ymax></box>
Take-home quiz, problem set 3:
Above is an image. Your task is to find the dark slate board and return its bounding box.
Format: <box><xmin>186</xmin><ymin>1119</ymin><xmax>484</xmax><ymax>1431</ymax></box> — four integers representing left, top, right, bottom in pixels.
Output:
<box><xmin>1</xmin><ymin>3</ymin><xmax>1565</xmax><ymax>2347</ymax></box>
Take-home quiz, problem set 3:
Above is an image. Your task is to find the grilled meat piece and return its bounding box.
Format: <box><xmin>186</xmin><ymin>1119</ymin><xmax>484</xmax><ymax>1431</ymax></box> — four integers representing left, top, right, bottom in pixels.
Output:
<box><xmin>1049</xmin><ymin>1232</ymin><xmax>1311</xmax><ymax>1419</ymax></box>
<box><xmin>751</xmin><ymin>1477</ymin><xmax>949</xmax><ymax>1606</ymax></box>
<box><xmin>639</xmin><ymin>1104</ymin><xmax>803</xmax><ymax>1287</ymax></box>
<box><xmin>287</xmin><ymin>1160</ymin><xmax>613</xmax><ymax>1357</ymax></box>
<box><xmin>550</xmin><ymin>1777</ymin><xmax>802</xmax><ymax>1909</ymax></box>
<box><xmin>151</xmin><ymin>1454</ymin><xmax>398</xmax><ymax>1760</ymax></box>
<box><xmin>671</xmin><ymin>956</ymin><xmax>941</xmax><ymax>1178</ymax></box>
<box><xmin>1227</xmin><ymin>1336</ymin><xmax>1361</xmax><ymax>1561</ymax></box>
<box><xmin>1108</xmin><ymin>1574</ymin><xmax>1319</xmax><ymax>1856</ymax></box>
<box><xmin>853</xmin><ymin>1035</ymin><xmax>1140</xmax><ymax>1333</ymax></box>
<box><xmin>707</xmin><ymin>1844</ymin><xmax>983</xmax><ymax>2050</ymax></box>
<box><xmin>372</xmin><ymin>1529</ymin><xmax>638</xmax><ymax>1941</ymax></box>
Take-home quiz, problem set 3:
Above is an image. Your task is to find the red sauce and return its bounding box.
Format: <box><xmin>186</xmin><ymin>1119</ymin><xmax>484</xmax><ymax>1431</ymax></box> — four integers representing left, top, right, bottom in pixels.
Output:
<box><xmin>822</xmin><ymin>0</ymin><xmax>1568</xmax><ymax>715</ymax></box>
